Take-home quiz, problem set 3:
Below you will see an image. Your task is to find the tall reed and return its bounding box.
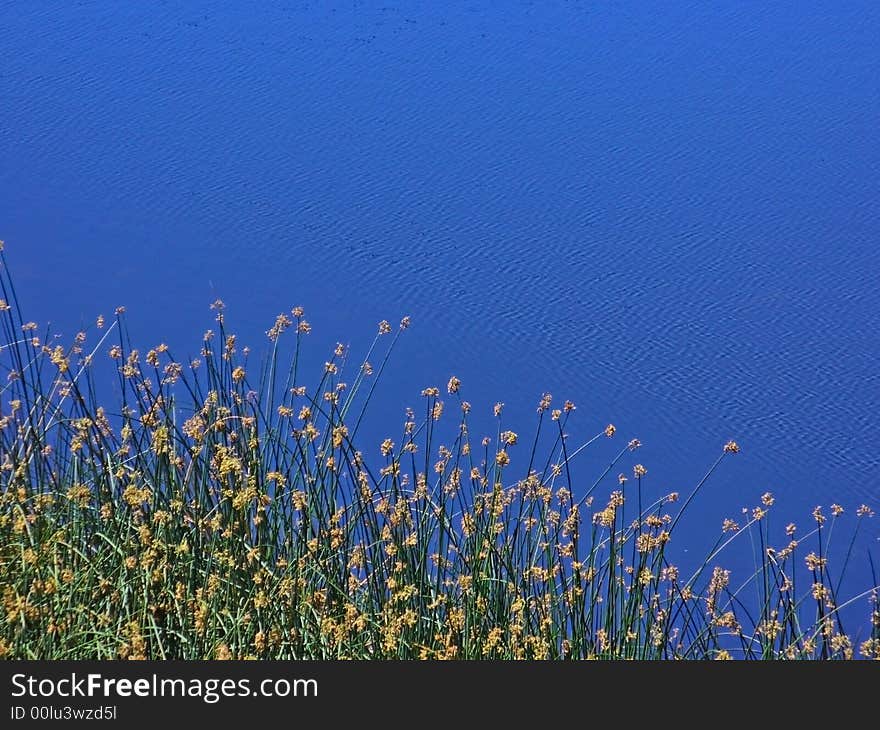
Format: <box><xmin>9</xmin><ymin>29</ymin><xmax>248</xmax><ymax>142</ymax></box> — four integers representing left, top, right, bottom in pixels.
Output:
<box><xmin>0</xmin><ymin>244</ymin><xmax>877</xmax><ymax>659</ymax></box>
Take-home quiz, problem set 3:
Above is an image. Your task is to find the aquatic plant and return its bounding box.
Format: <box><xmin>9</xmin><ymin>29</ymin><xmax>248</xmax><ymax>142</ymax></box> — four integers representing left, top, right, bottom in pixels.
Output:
<box><xmin>0</xmin><ymin>243</ymin><xmax>876</xmax><ymax>660</ymax></box>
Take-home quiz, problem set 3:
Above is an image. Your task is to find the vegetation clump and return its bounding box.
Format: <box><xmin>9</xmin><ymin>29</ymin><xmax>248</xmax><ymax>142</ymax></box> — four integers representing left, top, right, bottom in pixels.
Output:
<box><xmin>0</xmin><ymin>244</ymin><xmax>876</xmax><ymax>660</ymax></box>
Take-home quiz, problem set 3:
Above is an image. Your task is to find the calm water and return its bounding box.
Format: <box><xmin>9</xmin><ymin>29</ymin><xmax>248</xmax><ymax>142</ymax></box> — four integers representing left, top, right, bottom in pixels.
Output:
<box><xmin>1</xmin><ymin>2</ymin><xmax>878</xmax><ymax>574</ymax></box>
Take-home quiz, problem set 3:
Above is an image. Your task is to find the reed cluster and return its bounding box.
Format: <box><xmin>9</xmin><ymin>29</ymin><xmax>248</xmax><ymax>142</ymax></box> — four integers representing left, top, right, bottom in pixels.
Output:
<box><xmin>0</xmin><ymin>244</ymin><xmax>876</xmax><ymax>659</ymax></box>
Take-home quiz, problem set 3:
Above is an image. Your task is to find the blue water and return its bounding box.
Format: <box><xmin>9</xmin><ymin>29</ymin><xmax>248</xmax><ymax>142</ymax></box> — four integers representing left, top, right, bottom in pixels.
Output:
<box><xmin>2</xmin><ymin>2</ymin><xmax>878</xmax><ymax>584</ymax></box>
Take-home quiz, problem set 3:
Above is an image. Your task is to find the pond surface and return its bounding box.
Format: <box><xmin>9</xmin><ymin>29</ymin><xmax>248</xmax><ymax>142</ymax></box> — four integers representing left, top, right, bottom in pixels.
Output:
<box><xmin>1</xmin><ymin>2</ymin><xmax>878</xmax><ymax>579</ymax></box>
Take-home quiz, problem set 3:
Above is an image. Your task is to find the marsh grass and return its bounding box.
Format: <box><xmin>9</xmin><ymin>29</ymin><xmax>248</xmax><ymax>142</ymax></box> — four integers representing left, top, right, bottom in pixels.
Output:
<box><xmin>0</xmin><ymin>244</ymin><xmax>877</xmax><ymax>660</ymax></box>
